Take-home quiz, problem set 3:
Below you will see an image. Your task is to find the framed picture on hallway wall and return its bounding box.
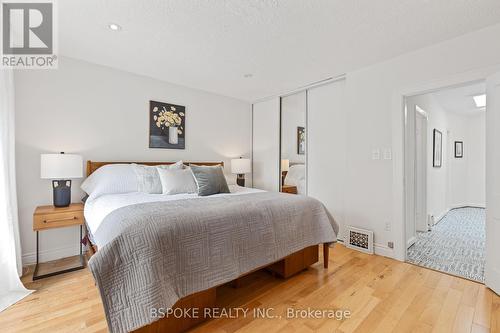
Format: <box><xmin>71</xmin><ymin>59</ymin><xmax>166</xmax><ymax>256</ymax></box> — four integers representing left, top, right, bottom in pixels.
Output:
<box><xmin>455</xmin><ymin>141</ymin><xmax>463</xmax><ymax>158</ymax></box>
<box><xmin>433</xmin><ymin>129</ymin><xmax>442</xmax><ymax>168</ymax></box>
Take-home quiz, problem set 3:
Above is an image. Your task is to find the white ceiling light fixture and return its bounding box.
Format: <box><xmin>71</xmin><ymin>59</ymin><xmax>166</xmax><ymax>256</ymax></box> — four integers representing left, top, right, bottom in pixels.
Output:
<box><xmin>108</xmin><ymin>23</ymin><xmax>122</xmax><ymax>31</ymax></box>
<box><xmin>473</xmin><ymin>94</ymin><xmax>486</xmax><ymax>108</ymax></box>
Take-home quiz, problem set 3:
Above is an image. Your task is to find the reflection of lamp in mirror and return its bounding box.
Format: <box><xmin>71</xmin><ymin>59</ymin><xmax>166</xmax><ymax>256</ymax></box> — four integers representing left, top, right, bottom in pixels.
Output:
<box><xmin>281</xmin><ymin>159</ymin><xmax>290</xmax><ymax>186</ymax></box>
<box><xmin>231</xmin><ymin>157</ymin><xmax>251</xmax><ymax>187</ymax></box>
<box><xmin>41</xmin><ymin>153</ymin><xmax>83</xmax><ymax>207</ymax></box>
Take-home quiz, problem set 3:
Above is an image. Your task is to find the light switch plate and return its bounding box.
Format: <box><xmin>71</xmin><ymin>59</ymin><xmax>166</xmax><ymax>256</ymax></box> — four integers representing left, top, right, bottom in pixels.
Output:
<box><xmin>372</xmin><ymin>149</ymin><xmax>380</xmax><ymax>160</ymax></box>
<box><xmin>383</xmin><ymin>148</ymin><xmax>392</xmax><ymax>160</ymax></box>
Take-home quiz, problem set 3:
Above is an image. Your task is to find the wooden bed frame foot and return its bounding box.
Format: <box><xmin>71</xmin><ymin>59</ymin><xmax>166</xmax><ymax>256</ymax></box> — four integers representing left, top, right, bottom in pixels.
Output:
<box><xmin>323</xmin><ymin>243</ymin><xmax>330</xmax><ymax>269</ymax></box>
<box><xmin>230</xmin><ymin>278</ymin><xmax>241</xmax><ymax>288</ymax></box>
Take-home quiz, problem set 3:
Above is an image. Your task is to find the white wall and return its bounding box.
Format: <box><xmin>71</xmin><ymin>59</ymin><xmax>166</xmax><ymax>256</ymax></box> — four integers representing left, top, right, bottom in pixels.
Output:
<box><xmin>343</xmin><ymin>23</ymin><xmax>500</xmax><ymax>259</ymax></box>
<box><xmin>465</xmin><ymin>114</ymin><xmax>486</xmax><ymax>206</ymax></box>
<box><xmin>281</xmin><ymin>92</ymin><xmax>306</xmax><ymax>164</ymax></box>
<box><xmin>15</xmin><ymin>57</ymin><xmax>252</xmax><ymax>265</ymax></box>
<box><xmin>252</xmin><ymin>98</ymin><xmax>280</xmax><ymax>192</ymax></box>
<box><xmin>307</xmin><ymin>80</ymin><xmax>347</xmax><ymax>239</ymax></box>
<box><xmin>447</xmin><ymin>112</ymin><xmax>486</xmax><ymax>209</ymax></box>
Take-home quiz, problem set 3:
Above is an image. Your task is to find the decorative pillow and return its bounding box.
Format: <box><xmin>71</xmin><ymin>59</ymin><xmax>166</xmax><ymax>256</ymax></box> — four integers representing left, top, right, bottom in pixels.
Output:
<box><xmin>190</xmin><ymin>165</ymin><xmax>230</xmax><ymax>196</ymax></box>
<box><xmin>132</xmin><ymin>161</ymin><xmax>183</xmax><ymax>194</ymax></box>
<box><xmin>284</xmin><ymin>164</ymin><xmax>305</xmax><ymax>185</ymax></box>
<box><xmin>81</xmin><ymin>164</ymin><xmax>138</xmax><ymax>199</ymax></box>
<box><xmin>157</xmin><ymin>167</ymin><xmax>198</xmax><ymax>195</ymax></box>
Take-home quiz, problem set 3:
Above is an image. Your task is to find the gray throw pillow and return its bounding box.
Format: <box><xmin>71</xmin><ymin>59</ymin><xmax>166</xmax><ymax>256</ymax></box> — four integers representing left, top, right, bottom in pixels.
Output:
<box><xmin>190</xmin><ymin>165</ymin><xmax>230</xmax><ymax>196</ymax></box>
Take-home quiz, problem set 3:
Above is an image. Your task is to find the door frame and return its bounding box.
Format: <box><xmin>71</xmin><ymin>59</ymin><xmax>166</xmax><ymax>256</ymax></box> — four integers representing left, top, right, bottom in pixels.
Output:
<box><xmin>404</xmin><ymin>102</ymin><xmax>428</xmax><ymax>250</ymax></box>
<box><xmin>485</xmin><ymin>72</ymin><xmax>500</xmax><ymax>294</ymax></box>
<box><xmin>414</xmin><ymin>106</ymin><xmax>428</xmax><ymax>235</ymax></box>
<box><xmin>392</xmin><ymin>65</ymin><xmax>500</xmax><ymax>262</ymax></box>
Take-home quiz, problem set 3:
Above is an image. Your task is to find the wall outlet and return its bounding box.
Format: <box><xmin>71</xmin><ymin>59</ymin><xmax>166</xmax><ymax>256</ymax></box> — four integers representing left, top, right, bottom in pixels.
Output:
<box><xmin>384</xmin><ymin>221</ymin><xmax>391</xmax><ymax>231</ymax></box>
<box><xmin>387</xmin><ymin>241</ymin><xmax>394</xmax><ymax>249</ymax></box>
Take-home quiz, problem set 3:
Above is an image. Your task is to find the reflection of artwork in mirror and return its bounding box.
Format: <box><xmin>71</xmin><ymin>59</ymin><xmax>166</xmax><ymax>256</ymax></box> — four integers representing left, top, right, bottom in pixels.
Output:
<box><xmin>454</xmin><ymin>141</ymin><xmax>463</xmax><ymax>158</ymax></box>
<box><xmin>433</xmin><ymin>129</ymin><xmax>442</xmax><ymax>167</ymax></box>
<box><xmin>297</xmin><ymin>126</ymin><xmax>305</xmax><ymax>155</ymax></box>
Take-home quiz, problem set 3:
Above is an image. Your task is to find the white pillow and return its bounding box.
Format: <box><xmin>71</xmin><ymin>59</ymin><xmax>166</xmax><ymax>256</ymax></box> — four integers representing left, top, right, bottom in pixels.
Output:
<box><xmin>81</xmin><ymin>164</ymin><xmax>138</xmax><ymax>199</ymax></box>
<box><xmin>132</xmin><ymin>161</ymin><xmax>184</xmax><ymax>194</ymax></box>
<box><xmin>285</xmin><ymin>164</ymin><xmax>305</xmax><ymax>185</ymax></box>
<box><xmin>157</xmin><ymin>167</ymin><xmax>197</xmax><ymax>195</ymax></box>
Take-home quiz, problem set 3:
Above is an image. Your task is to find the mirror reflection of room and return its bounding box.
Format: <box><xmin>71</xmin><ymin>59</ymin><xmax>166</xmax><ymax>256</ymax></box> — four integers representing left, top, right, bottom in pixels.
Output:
<box><xmin>280</xmin><ymin>91</ymin><xmax>306</xmax><ymax>195</ymax></box>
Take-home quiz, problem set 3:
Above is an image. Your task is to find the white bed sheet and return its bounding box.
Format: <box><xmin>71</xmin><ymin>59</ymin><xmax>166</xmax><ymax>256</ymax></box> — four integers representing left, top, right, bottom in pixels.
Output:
<box><xmin>84</xmin><ymin>185</ymin><xmax>263</xmax><ymax>236</ymax></box>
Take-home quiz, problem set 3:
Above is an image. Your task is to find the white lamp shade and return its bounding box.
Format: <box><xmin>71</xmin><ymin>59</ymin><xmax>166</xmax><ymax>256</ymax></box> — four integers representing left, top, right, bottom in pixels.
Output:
<box><xmin>231</xmin><ymin>158</ymin><xmax>251</xmax><ymax>174</ymax></box>
<box><xmin>41</xmin><ymin>154</ymin><xmax>83</xmax><ymax>179</ymax></box>
<box><xmin>281</xmin><ymin>159</ymin><xmax>290</xmax><ymax>172</ymax></box>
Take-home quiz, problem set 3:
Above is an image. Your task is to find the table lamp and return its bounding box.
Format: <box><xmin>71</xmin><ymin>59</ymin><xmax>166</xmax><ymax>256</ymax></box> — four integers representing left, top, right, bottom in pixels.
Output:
<box><xmin>231</xmin><ymin>158</ymin><xmax>251</xmax><ymax>187</ymax></box>
<box><xmin>41</xmin><ymin>152</ymin><xmax>83</xmax><ymax>207</ymax></box>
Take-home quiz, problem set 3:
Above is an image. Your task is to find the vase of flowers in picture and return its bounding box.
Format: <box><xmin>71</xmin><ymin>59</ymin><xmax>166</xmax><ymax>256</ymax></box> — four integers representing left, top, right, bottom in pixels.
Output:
<box><xmin>169</xmin><ymin>126</ymin><xmax>178</xmax><ymax>144</ymax></box>
<box><xmin>153</xmin><ymin>105</ymin><xmax>184</xmax><ymax>145</ymax></box>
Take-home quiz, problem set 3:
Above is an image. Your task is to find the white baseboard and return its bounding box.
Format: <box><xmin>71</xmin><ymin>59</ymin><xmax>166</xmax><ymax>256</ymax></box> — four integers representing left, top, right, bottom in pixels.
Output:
<box><xmin>338</xmin><ymin>235</ymin><xmax>395</xmax><ymax>259</ymax></box>
<box><xmin>432</xmin><ymin>209</ymin><xmax>450</xmax><ymax>226</ymax></box>
<box><xmin>22</xmin><ymin>244</ymin><xmax>86</xmax><ymax>266</ymax></box>
<box><xmin>449</xmin><ymin>203</ymin><xmax>485</xmax><ymax>209</ymax></box>
<box><xmin>486</xmin><ymin>267</ymin><xmax>500</xmax><ymax>296</ymax></box>
<box><xmin>374</xmin><ymin>243</ymin><xmax>394</xmax><ymax>258</ymax></box>
<box><xmin>432</xmin><ymin>204</ymin><xmax>486</xmax><ymax>227</ymax></box>
<box><xmin>406</xmin><ymin>236</ymin><xmax>416</xmax><ymax>249</ymax></box>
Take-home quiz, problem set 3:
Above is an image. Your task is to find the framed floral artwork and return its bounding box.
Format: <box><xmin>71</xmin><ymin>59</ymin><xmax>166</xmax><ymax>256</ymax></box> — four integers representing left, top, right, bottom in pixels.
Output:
<box><xmin>297</xmin><ymin>126</ymin><xmax>305</xmax><ymax>155</ymax></box>
<box><xmin>149</xmin><ymin>100</ymin><xmax>185</xmax><ymax>149</ymax></box>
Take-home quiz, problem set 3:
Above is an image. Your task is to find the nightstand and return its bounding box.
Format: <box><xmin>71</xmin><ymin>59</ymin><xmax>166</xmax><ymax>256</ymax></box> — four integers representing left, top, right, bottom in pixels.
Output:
<box><xmin>33</xmin><ymin>203</ymin><xmax>85</xmax><ymax>280</ymax></box>
<box><xmin>281</xmin><ymin>185</ymin><xmax>298</xmax><ymax>194</ymax></box>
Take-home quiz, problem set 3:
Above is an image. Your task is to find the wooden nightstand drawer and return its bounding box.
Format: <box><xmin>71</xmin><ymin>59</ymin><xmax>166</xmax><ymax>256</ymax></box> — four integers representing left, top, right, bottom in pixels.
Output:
<box><xmin>34</xmin><ymin>211</ymin><xmax>83</xmax><ymax>230</ymax></box>
<box><xmin>33</xmin><ymin>203</ymin><xmax>84</xmax><ymax>231</ymax></box>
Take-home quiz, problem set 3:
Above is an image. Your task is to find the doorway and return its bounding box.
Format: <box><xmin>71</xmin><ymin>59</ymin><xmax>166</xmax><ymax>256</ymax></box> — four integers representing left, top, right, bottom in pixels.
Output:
<box><xmin>404</xmin><ymin>81</ymin><xmax>486</xmax><ymax>282</ymax></box>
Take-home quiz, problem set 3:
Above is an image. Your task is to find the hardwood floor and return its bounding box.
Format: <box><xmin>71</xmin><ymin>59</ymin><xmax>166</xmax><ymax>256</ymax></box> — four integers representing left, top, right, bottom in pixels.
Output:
<box><xmin>1</xmin><ymin>244</ymin><xmax>499</xmax><ymax>333</ymax></box>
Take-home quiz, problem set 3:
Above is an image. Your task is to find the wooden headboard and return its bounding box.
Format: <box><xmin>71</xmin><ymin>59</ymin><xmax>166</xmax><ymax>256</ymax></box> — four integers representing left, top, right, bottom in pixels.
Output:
<box><xmin>86</xmin><ymin>161</ymin><xmax>224</xmax><ymax>177</ymax></box>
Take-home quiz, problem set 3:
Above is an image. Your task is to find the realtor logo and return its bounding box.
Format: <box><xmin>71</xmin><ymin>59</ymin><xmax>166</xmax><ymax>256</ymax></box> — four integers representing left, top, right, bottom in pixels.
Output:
<box><xmin>1</xmin><ymin>0</ymin><xmax>57</xmax><ymax>68</ymax></box>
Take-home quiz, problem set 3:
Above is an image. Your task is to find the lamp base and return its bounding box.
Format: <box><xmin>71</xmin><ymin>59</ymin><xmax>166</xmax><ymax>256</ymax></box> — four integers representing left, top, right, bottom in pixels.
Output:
<box><xmin>236</xmin><ymin>174</ymin><xmax>245</xmax><ymax>187</ymax></box>
<box><xmin>52</xmin><ymin>180</ymin><xmax>72</xmax><ymax>207</ymax></box>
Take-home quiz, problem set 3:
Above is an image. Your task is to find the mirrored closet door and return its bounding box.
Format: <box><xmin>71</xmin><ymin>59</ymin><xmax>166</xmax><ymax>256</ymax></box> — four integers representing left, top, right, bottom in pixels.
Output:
<box><xmin>280</xmin><ymin>91</ymin><xmax>307</xmax><ymax>195</ymax></box>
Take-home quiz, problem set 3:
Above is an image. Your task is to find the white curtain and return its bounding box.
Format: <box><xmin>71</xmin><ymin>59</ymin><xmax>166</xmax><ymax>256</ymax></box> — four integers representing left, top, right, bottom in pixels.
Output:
<box><xmin>0</xmin><ymin>69</ymin><xmax>32</xmax><ymax>312</ymax></box>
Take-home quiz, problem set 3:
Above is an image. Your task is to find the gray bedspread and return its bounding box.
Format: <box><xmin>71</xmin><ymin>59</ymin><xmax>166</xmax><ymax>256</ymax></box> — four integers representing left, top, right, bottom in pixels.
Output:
<box><xmin>88</xmin><ymin>191</ymin><xmax>338</xmax><ymax>333</ymax></box>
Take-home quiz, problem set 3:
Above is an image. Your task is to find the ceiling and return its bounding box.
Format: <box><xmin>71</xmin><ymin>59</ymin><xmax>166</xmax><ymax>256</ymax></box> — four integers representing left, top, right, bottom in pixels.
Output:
<box><xmin>59</xmin><ymin>1</ymin><xmax>500</xmax><ymax>101</ymax></box>
<box><xmin>431</xmin><ymin>82</ymin><xmax>486</xmax><ymax>116</ymax></box>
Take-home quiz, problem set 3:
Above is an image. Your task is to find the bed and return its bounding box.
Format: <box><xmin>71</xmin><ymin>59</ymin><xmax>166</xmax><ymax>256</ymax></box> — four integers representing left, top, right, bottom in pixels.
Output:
<box><xmin>84</xmin><ymin>161</ymin><xmax>338</xmax><ymax>333</ymax></box>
